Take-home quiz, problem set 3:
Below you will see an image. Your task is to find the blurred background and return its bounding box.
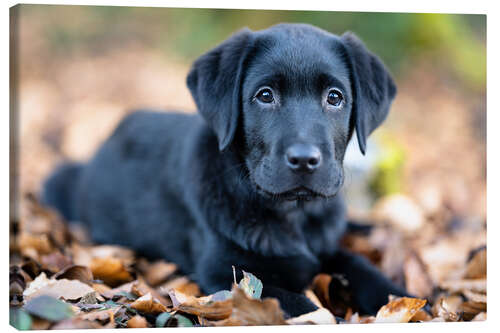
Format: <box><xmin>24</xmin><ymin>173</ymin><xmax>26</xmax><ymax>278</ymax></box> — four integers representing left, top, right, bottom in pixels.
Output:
<box><xmin>10</xmin><ymin>4</ymin><xmax>486</xmax><ymax>312</ymax></box>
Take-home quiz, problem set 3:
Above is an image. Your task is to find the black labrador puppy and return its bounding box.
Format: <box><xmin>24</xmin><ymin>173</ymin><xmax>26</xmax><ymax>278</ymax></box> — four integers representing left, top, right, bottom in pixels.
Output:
<box><xmin>42</xmin><ymin>23</ymin><xmax>408</xmax><ymax>317</ymax></box>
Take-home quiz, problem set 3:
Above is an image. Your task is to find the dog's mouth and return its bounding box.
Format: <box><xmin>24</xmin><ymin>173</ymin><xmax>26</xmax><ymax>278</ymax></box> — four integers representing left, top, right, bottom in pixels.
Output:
<box><xmin>255</xmin><ymin>184</ymin><xmax>324</xmax><ymax>201</ymax></box>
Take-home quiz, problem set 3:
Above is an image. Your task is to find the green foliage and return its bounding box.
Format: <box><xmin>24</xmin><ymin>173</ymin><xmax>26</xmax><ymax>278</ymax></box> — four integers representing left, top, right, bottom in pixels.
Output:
<box><xmin>369</xmin><ymin>133</ymin><xmax>406</xmax><ymax>198</ymax></box>
<box><xmin>155</xmin><ymin>312</ymin><xmax>172</xmax><ymax>327</ymax></box>
<box><xmin>10</xmin><ymin>308</ymin><xmax>32</xmax><ymax>330</ymax></box>
<box><xmin>23</xmin><ymin>295</ymin><xmax>74</xmax><ymax>322</ymax></box>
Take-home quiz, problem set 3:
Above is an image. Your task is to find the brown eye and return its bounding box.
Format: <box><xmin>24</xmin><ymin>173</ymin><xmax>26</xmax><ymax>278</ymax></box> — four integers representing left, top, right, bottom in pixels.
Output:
<box><xmin>327</xmin><ymin>89</ymin><xmax>343</xmax><ymax>107</ymax></box>
<box><xmin>256</xmin><ymin>88</ymin><xmax>274</xmax><ymax>103</ymax></box>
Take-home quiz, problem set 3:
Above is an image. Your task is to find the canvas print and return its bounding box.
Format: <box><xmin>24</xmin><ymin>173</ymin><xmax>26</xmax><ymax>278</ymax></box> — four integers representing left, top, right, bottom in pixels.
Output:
<box><xmin>9</xmin><ymin>4</ymin><xmax>486</xmax><ymax>329</ymax></box>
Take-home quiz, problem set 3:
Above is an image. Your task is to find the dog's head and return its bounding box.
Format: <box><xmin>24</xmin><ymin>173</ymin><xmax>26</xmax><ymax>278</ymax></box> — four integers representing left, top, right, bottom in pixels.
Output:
<box><xmin>187</xmin><ymin>24</ymin><xmax>396</xmax><ymax>201</ymax></box>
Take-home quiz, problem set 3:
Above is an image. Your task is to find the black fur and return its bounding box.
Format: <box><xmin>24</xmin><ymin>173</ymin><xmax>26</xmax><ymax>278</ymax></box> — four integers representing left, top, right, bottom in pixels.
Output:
<box><xmin>42</xmin><ymin>24</ymin><xmax>406</xmax><ymax>317</ymax></box>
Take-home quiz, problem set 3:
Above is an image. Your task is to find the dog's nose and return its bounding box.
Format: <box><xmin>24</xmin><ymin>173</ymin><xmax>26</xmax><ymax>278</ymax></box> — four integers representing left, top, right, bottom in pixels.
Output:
<box><xmin>285</xmin><ymin>143</ymin><xmax>322</xmax><ymax>173</ymax></box>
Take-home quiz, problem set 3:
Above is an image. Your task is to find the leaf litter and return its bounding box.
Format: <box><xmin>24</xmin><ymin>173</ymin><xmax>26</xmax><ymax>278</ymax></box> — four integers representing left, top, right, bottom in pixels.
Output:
<box><xmin>9</xmin><ymin>193</ymin><xmax>486</xmax><ymax>328</ymax></box>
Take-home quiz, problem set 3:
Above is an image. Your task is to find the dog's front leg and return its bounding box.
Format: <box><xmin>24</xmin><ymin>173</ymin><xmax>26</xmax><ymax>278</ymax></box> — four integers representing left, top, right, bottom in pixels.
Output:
<box><xmin>321</xmin><ymin>248</ymin><xmax>409</xmax><ymax>315</ymax></box>
<box><xmin>261</xmin><ymin>285</ymin><xmax>319</xmax><ymax>318</ymax></box>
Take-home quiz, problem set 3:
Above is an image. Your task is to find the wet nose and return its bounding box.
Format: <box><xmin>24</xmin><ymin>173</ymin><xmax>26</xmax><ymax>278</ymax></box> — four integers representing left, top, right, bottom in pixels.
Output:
<box><xmin>285</xmin><ymin>143</ymin><xmax>322</xmax><ymax>173</ymax></box>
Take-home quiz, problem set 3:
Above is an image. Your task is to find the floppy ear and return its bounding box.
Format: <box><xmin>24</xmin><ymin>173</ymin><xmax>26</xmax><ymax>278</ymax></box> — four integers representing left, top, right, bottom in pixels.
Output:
<box><xmin>187</xmin><ymin>28</ymin><xmax>253</xmax><ymax>151</ymax></box>
<box><xmin>341</xmin><ymin>32</ymin><xmax>397</xmax><ymax>155</ymax></box>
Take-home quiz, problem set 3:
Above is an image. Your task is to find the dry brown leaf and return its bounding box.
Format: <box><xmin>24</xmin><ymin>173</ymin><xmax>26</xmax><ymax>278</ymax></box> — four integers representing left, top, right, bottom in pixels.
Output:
<box><xmin>159</xmin><ymin>276</ymin><xmax>200</xmax><ymax>297</ymax></box>
<box><xmin>463</xmin><ymin>289</ymin><xmax>486</xmax><ymax>303</ymax></box>
<box><xmin>216</xmin><ymin>286</ymin><xmax>286</xmax><ymax>326</ymax></box>
<box><xmin>23</xmin><ymin>274</ymin><xmax>96</xmax><ymax>301</ymax></box>
<box><xmin>101</xmin><ymin>280</ymin><xmax>170</xmax><ymax>307</ymax></box>
<box><xmin>53</xmin><ymin>265</ymin><xmax>94</xmax><ymax>285</ymax></box>
<box><xmin>17</xmin><ymin>233</ymin><xmax>53</xmax><ymax>257</ymax></box>
<box><xmin>51</xmin><ymin>318</ymin><xmax>102</xmax><ymax>329</ymax></box>
<box><xmin>311</xmin><ymin>274</ymin><xmax>332</xmax><ymax>310</ymax></box>
<box><xmin>168</xmin><ymin>289</ymin><xmax>233</xmax><ymax>321</ymax></box>
<box><xmin>175</xmin><ymin>281</ymin><xmax>201</xmax><ymax>297</ymax></box>
<box><xmin>92</xmin><ymin>283</ymin><xmax>111</xmax><ymax>295</ymax></box>
<box><xmin>40</xmin><ymin>251</ymin><xmax>73</xmax><ymax>272</ymax></box>
<box><xmin>432</xmin><ymin>295</ymin><xmax>462</xmax><ymax>321</ymax></box>
<box><xmin>372</xmin><ymin>194</ymin><xmax>425</xmax><ymax>233</ymax></box>
<box><xmin>90</xmin><ymin>256</ymin><xmax>133</xmax><ymax>287</ymax></box>
<box><xmin>403</xmin><ymin>251</ymin><xmax>434</xmax><ymax>298</ymax></box>
<box><xmin>30</xmin><ymin>317</ymin><xmax>52</xmax><ymax>330</ymax></box>
<box><xmin>374</xmin><ymin>297</ymin><xmax>427</xmax><ymax>323</ymax></box>
<box><xmin>409</xmin><ymin>309</ymin><xmax>433</xmax><ymax>322</ymax></box>
<box><xmin>461</xmin><ymin>301</ymin><xmax>486</xmax><ymax>319</ymax></box>
<box><xmin>79</xmin><ymin>307</ymin><xmax>120</xmax><ymax>322</ymax></box>
<box><xmin>127</xmin><ymin>315</ymin><xmax>149</xmax><ymax>328</ymax></box>
<box><xmin>441</xmin><ymin>279</ymin><xmax>486</xmax><ymax>294</ymax></box>
<box><xmin>464</xmin><ymin>247</ymin><xmax>486</xmax><ymax>279</ymax></box>
<box><xmin>130</xmin><ymin>292</ymin><xmax>168</xmax><ymax>314</ymax></box>
<box><xmin>144</xmin><ymin>260</ymin><xmax>177</xmax><ymax>286</ymax></box>
<box><xmin>286</xmin><ymin>308</ymin><xmax>336</xmax><ymax>325</ymax></box>
<box><xmin>72</xmin><ymin>244</ymin><xmax>134</xmax><ymax>266</ymax></box>
<box><xmin>472</xmin><ymin>312</ymin><xmax>486</xmax><ymax>321</ymax></box>
<box><xmin>22</xmin><ymin>272</ymin><xmax>52</xmax><ymax>298</ymax></box>
<box><xmin>132</xmin><ymin>279</ymin><xmax>171</xmax><ymax>307</ymax></box>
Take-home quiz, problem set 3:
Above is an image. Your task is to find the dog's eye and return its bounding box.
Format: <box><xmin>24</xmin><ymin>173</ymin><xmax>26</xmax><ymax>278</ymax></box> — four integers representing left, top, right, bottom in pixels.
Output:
<box><xmin>256</xmin><ymin>88</ymin><xmax>274</xmax><ymax>103</ymax></box>
<box><xmin>327</xmin><ymin>89</ymin><xmax>343</xmax><ymax>107</ymax></box>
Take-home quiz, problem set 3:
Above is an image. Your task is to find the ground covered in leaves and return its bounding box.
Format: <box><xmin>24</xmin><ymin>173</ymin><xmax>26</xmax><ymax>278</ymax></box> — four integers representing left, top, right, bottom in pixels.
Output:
<box><xmin>9</xmin><ymin>193</ymin><xmax>486</xmax><ymax>329</ymax></box>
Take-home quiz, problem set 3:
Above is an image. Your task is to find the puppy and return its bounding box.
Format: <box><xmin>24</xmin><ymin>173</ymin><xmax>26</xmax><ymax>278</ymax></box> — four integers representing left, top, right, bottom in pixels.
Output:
<box><xmin>42</xmin><ymin>23</ymin><xmax>408</xmax><ymax>317</ymax></box>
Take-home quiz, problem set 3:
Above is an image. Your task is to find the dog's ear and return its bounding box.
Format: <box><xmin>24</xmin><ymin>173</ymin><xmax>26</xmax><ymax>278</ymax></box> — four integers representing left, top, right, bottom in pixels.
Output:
<box><xmin>341</xmin><ymin>32</ymin><xmax>397</xmax><ymax>155</ymax></box>
<box><xmin>187</xmin><ymin>28</ymin><xmax>253</xmax><ymax>151</ymax></box>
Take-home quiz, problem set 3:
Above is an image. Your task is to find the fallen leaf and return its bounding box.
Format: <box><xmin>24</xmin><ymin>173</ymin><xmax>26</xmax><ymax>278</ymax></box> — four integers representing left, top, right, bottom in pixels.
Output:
<box><xmin>17</xmin><ymin>233</ymin><xmax>53</xmax><ymax>257</ymax></box>
<box><xmin>168</xmin><ymin>289</ymin><xmax>233</xmax><ymax>320</ymax></box>
<box><xmin>131</xmin><ymin>280</ymin><xmax>171</xmax><ymax>307</ymax></box>
<box><xmin>90</xmin><ymin>256</ymin><xmax>133</xmax><ymax>287</ymax></box>
<box><xmin>92</xmin><ymin>283</ymin><xmax>111</xmax><ymax>295</ymax></box>
<box><xmin>311</xmin><ymin>274</ymin><xmax>332</xmax><ymax>309</ymax></box>
<box><xmin>144</xmin><ymin>260</ymin><xmax>177</xmax><ymax>286</ymax></box>
<box><xmin>40</xmin><ymin>251</ymin><xmax>72</xmax><ymax>272</ymax></box>
<box><xmin>464</xmin><ymin>247</ymin><xmax>486</xmax><ymax>279</ymax></box>
<box><xmin>79</xmin><ymin>307</ymin><xmax>120</xmax><ymax>322</ymax></box>
<box><xmin>30</xmin><ymin>317</ymin><xmax>52</xmax><ymax>330</ymax></box>
<box><xmin>409</xmin><ymin>308</ymin><xmax>433</xmax><ymax>322</ymax></box>
<box><xmin>372</xmin><ymin>194</ymin><xmax>425</xmax><ymax>233</ymax></box>
<box><xmin>213</xmin><ymin>286</ymin><xmax>286</xmax><ymax>326</ymax></box>
<box><xmin>287</xmin><ymin>308</ymin><xmax>337</xmax><ymax>325</ymax></box>
<box><xmin>51</xmin><ymin>318</ymin><xmax>101</xmax><ymax>329</ymax></box>
<box><xmin>461</xmin><ymin>301</ymin><xmax>486</xmax><ymax>320</ymax></box>
<box><xmin>403</xmin><ymin>251</ymin><xmax>434</xmax><ymax>298</ymax></box>
<box><xmin>432</xmin><ymin>295</ymin><xmax>462</xmax><ymax>322</ymax></box>
<box><xmin>169</xmin><ymin>314</ymin><xmax>194</xmax><ymax>327</ymax></box>
<box><xmin>463</xmin><ymin>289</ymin><xmax>486</xmax><ymax>303</ymax></box>
<box><xmin>441</xmin><ymin>279</ymin><xmax>486</xmax><ymax>294</ymax></box>
<box><xmin>23</xmin><ymin>275</ymin><xmax>96</xmax><ymax>301</ymax></box>
<box><xmin>24</xmin><ymin>295</ymin><xmax>74</xmax><ymax>322</ymax></box>
<box><xmin>375</xmin><ymin>297</ymin><xmax>427</xmax><ymax>323</ymax></box>
<box><xmin>20</xmin><ymin>260</ymin><xmax>41</xmax><ymax>280</ymax></box>
<box><xmin>155</xmin><ymin>312</ymin><xmax>172</xmax><ymax>327</ymax></box>
<box><xmin>472</xmin><ymin>312</ymin><xmax>486</xmax><ymax>321</ymax></box>
<box><xmin>22</xmin><ymin>272</ymin><xmax>53</xmax><ymax>298</ymax></box>
<box><xmin>127</xmin><ymin>315</ymin><xmax>148</xmax><ymax>328</ymax></box>
<box><xmin>238</xmin><ymin>271</ymin><xmax>263</xmax><ymax>299</ymax></box>
<box><xmin>159</xmin><ymin>276</ymin><xmax>200</xmax><ymax>297</ymax></box>
<box><xmin>10</xmin><ymin>307</ymin><xmax>32</xmax><ymax>330</ymax></box>
<box><xmin>130</xmin><ymin>292</ymin><xmax>168</xmax><ymax>314</ymax></box>
<box><xmin>53</xmin><ymin>265</ymin><xmax>94</xmax><ymax>285</ymax></box>
<box><xmin>10</xmin><ymin>266</ymin><xmax>27</xmax><ymax>298</ymax></box>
